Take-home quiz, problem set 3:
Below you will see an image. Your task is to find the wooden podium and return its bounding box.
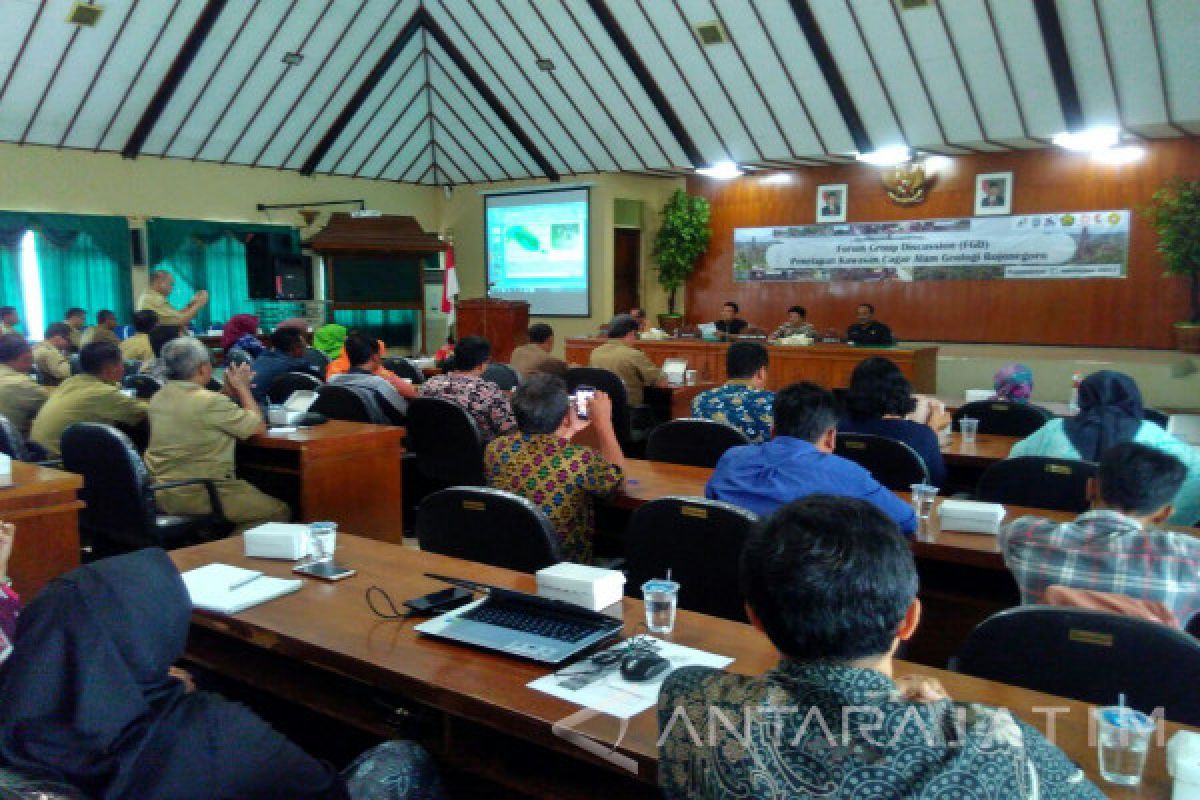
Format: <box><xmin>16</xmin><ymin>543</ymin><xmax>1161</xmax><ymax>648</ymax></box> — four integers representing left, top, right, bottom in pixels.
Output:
<box><xmin>455</xmin><ymin>298</ymin><xmax>529</xmax><ymax>363</ymax></box>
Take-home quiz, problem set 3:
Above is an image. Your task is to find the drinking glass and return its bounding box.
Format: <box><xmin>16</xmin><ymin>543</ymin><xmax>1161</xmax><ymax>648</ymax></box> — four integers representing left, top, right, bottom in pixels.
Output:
<box><xmin>641</xmin><ymin>580</ymin><xmax>680</xmax><ymax>635</ymax></box>
<box><xmin>309</xmin><ymin>521</ymin><xmax>338</xmax><ymax>563</ymax></box>
<box><xmin>959</xmin><ymin>417</ymin><xmax>979</xmax><ymax>445</ymax></box>
<box><xmin>910</xmin><ymin>484</ymin><xmax>939</xmax><ymax>520</ymax></box>
<box><xmin>1095</xmin><ymin>706</ymin><xmax>1154</xmax><ymax>786</ymax></box>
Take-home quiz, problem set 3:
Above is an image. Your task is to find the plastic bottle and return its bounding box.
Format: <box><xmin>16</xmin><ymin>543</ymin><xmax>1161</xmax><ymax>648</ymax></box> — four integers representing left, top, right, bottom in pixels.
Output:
<box><xmin>1068</xmin><ymin>371</ymin><xmax>1082</xmax><ymax>414</ymax></box>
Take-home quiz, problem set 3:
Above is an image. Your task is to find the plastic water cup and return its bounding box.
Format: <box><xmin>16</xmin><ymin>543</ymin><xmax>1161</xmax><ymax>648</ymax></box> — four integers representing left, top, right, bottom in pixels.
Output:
<box><xmin>642</xmin><ymin>579</ymin><xmax>680</xmax><ymax>635</ymax></box>
<box><xmin>910</xmin><ymin>483</ymin><xmax>939</xmax><ymax>520</ymax></box>
<box><xmin>1095</xmin><ymin>707</ymin><xmax>1154</xmax><ymax>786</ymax></box>
<box><xmin>959</xmin><ymin>417</ymin><xmax>979</xmax><ymax>445</ymax></box>
<box><xmin>685</xmin><ymin>369</ymin><xmax>698</xmax><ymax>386</ymax></box>
<box><xmin>309</xmin><ymin>521</ymin><xmax>338</xmax><ymax>562</ymax></box>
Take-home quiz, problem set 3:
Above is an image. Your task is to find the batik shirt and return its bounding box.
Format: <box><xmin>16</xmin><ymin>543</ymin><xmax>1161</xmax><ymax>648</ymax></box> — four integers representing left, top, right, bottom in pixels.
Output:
<box><xmin>419</xmin><ymin>372</ymin><xmax>516</xmax><ymax>442</ymax></box>
<box><xmin>659</xmin><ymin>661</ymin><xmax>1104</xmax><ymax>800</ymax></box>
<box><xmin>690</xmin><ymin>381</ymin><xmax>774</xmax><ymax>443</ymax></box>
<box><xmin>485</xmin><ymin>433</ymin><xmax>623</xmax><ymax>563</ymax></box>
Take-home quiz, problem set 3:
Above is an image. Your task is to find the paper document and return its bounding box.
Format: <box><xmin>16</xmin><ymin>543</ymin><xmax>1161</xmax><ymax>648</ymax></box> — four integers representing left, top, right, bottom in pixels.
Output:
<box><xmin>182</xmin><ymin>563</ymin><xmax>302</xmax><ymax>615</ymax></box>
<box><xmin>528</xmin><ymin>637</ymin><xmax>733</xmax><ymax>719</ymax></box>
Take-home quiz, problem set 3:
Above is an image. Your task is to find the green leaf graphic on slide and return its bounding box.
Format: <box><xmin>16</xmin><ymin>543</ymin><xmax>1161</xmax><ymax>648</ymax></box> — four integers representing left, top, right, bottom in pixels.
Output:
<box><xmin>506</xmin><ymin>225</ymin><xmax>542</xmax><ymax>252</ymax></box>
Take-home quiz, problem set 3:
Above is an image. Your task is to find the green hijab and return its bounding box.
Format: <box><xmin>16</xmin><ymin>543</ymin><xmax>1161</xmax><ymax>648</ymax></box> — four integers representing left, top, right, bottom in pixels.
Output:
<box><xmin>313</xmin><ymin>324</ymin><xmax>347</xmax><ymax>359</ymax></box>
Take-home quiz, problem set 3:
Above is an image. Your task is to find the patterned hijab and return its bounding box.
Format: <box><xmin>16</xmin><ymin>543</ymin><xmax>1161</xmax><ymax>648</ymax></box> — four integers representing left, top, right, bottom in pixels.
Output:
<box><xmin>992</xmin><ymin>363</ymin><xmax>1034</xmax><ymax>403</ymax></box>
<box><xmin>313</xmin><ymin>323</ymin><xmax>348</xmax><ymax>359</ymax></box>
<box><xmin>220</xmin><ymin>314</ymin><xmax>259</xmax><ymax>351</ymax></box>
<box><xmin>1063</xmin><ymin>371</ymin><xmax>1144</xmax><ymax>461</ymax></box>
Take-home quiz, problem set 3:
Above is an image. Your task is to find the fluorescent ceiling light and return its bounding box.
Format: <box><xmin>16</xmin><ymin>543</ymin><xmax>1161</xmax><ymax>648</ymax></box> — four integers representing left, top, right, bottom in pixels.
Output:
<box><xmin>921</xmin><ymin>155</ymin><xmax>953</xmax><ymax>173</ymax></box>
<box><xmin>761</xmin><ymin>173</ymin><xmax>792</xmax><ymax>184</ymax></box>
<box><xmin>1093</xmin><ymin>145</ymin><xmax>1145</xmax><ymax>165</ymax></box>
<box><xmin>855</xmin><ymin>146</ymin><xmax>911</xmax><ymax>166</ymax></box>
<box><xmin>1052</xmin><ymin>126</ymin><xmax>1119</xmax><ymax>152</ymax></box>
<box><xmin>696</xmin><ymin>160</ymin><xmax>744</xmax><ymax>179</ymax></box>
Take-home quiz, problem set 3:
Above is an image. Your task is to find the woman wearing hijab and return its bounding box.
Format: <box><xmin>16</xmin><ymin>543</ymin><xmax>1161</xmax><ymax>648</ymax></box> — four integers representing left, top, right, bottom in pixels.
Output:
<box><xmin>1010</xmin><ymin>370</ymin><xmax>1200</xmax><ymax>524</ymax></box>
<box><xmin>0</xmin><ymin>549</ymin><xmax>444</xmax><ymax>800</ymax></box>
<box><xmin>221</xmin><ymin>314</ymin><xmax>265</xmax><ymax>363</ymax></box>
<box><xmin>992</xmin><ymin>363</ymin><xmax>1034</xmax><ymax>403</ymax></box>
<box><xmin>314</xmin><ymin>323</ymin><xmax>349</xmax><ymax>362</ymax></box>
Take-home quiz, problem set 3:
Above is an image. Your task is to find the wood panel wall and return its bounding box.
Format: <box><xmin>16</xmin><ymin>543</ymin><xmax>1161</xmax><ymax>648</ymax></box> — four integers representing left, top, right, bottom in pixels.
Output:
<box><xmin>685</xmin><ymin>138</ymin><xmax>1200</xmax><ymax>349</ymax></box>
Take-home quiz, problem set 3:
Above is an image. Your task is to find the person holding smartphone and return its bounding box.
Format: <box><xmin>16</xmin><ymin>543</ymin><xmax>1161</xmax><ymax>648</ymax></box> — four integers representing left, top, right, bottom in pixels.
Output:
<box><xmin>0</xmin><ymin>521</ymin><xmax>17</xmax><ymax>662</ymax></box>
<box><xmin>485</xmin><ymin>375</ymin><xmax>625</xmax><ymax>564</ymax></box>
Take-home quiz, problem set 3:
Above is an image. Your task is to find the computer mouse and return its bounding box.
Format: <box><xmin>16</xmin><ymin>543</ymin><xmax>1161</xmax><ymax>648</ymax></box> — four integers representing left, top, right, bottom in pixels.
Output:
<box><xmin>619</xmin><ymin>653</ymin><xmax>671</xmax><ymax>683</ymax></box>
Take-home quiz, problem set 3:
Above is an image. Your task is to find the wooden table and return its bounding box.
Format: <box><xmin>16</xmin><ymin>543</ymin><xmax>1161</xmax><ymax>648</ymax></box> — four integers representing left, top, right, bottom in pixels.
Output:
<box><xmin>1</xmin><ymin>462</ymin><xmax>84</xmax><ymax>598</ymax></box>
<box><xmin>941</xmin><ymin>431</ymin><xmax>1017</xmax><ymax>468</ymax></box>
<box><xmin>643</xmin><ymin>382</ymin><xmax>716</xmax><ymax>420</ymax></box>
<box><xmin>171</xmin><ymin>535</ymin><xmax>1188</xmax><ymax>798</ymax></box>
<box><xmin>565</xmin><ymin>338</ymin><xmax>938</xmax><ymax>393</ymax></box>
<box><xmin>237</xmin><ymin>421</ymin><xmax>405</xmax><ymax>544</ymax></box>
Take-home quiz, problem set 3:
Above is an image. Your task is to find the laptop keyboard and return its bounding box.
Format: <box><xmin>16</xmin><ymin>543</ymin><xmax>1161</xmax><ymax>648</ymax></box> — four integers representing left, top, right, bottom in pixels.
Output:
<box><xmin>461</xmin><ymin>603</ymin><xmax>598</xmax><ymax>643</ymax></box>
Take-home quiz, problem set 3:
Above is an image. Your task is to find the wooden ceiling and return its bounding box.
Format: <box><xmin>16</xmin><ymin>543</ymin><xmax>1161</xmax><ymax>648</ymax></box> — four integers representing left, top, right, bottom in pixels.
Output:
<box><xmin>1</xmin><ymin>0</ymin><xmax>1196</xmax><ymax>185</ymax></box>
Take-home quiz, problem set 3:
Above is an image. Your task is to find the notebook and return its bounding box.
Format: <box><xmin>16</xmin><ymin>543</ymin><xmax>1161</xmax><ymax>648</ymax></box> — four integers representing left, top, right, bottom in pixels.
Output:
<box><xmin>182</xmin><ymin>563</ymin><xmax>303</xmax><ymax>614</ymax></box>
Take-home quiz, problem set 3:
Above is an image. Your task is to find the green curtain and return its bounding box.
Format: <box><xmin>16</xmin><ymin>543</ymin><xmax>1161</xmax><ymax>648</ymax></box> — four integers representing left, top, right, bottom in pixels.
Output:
<box><xmin>35</xmin><ymin>232</ymin><xmax>133</xmax><ymax>331</ymax></box>
<box><xmin>0</xmin><ymin>211</ymin><xmax>130</xmax><ymax>271</ymax></box>
<box><xmin>0</xmin><ymin>241</ymin><xmax>23</xmax><ymax>316</ymax></box>
<box><xmin>332</xmin><ymin>309</ymin><xmax>417</xmax><ymax>348</ymax></box>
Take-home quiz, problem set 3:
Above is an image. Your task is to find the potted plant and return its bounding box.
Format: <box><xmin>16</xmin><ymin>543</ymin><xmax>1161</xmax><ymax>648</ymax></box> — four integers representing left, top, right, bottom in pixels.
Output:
<box><xmin>1143</xmin><ymin>177</ymin><xmax>1200</xmax><ymax>352</ymax></box>
<box><xmin>651</xmin><ymin>189</ymin><xmax>711</xmax><ymax>334</ymax></box>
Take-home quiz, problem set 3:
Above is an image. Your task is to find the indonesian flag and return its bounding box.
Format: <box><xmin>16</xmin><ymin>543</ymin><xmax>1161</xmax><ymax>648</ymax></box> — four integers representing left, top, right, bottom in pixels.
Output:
<box><xmin>441</xmin><ymin>243</ymin><xmax>459</xmax><ymax>318</ymax></box>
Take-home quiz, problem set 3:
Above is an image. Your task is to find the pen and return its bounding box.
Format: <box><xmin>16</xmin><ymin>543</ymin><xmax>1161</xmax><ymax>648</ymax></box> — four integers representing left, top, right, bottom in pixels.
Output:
<box><xmin>228</xmin><ymin>573</ymin><xmax>263</xmax><ymax>591</ymax></box>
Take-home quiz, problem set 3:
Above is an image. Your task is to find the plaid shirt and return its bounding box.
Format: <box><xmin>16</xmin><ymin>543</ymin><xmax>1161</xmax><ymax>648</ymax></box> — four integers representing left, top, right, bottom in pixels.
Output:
<box><xmin>1000</xmin><ymin>510</ymin><xmax>1200</xmax><ymax>626</ymax></box>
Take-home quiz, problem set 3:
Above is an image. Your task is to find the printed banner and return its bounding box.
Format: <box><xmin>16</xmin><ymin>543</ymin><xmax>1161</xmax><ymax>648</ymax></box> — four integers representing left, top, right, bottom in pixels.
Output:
<box><xmin>733</xmin><ymin>211</ymin><xmax>1130</xmax><ymax>282</ymax></box>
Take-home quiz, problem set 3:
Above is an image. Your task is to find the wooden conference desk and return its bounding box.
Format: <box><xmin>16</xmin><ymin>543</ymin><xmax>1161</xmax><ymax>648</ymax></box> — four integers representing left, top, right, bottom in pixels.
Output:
<box><xmin>237</xmin><ymin>421</ymin><xmax>405</xmax><ymax>544</ymax></box>
<box><xmin>643</xmin><ymin>382</ymin><xmax>717</xmax><ymax>420</ymax></box>
<box><xmin>1</xmin><ymin>462</ymin><xmax>84</xmax><ymax>598</ymax></box>
<box><xmin>941</xmin><ymin>431</ymin><xmax>1016</xmax><ymax>468</ymax></box>
<box><xmin>565</xmin><ymin>337</ymin><xmax>938</xmax><ymax>393</ymax></box>
<box><xmin>171</xmin><ymin>535</ymin><xmax>1187</xmax><ymax>798</ymax></box>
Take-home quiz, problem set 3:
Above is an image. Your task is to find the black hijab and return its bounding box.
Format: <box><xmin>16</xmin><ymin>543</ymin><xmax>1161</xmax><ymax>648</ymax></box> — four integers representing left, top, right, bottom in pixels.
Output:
<box><xmin>1063</xmin><ymin>371</ymin><xmax>1144</xmax><ymax>461</ymax></box>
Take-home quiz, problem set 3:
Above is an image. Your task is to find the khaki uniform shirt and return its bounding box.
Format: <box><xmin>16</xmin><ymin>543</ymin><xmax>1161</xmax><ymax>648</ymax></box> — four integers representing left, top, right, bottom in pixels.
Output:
<box><xmin>0</xmin><ymin>323</ymin><xmax>18</xmax><ymax>336</ymax></box>
<box><xmin>588</xmin><ymin>341</ymin><xmax>662</xmax><ymax>406</ymax></box>
<box><xmin>119</xmin><ymin>333</ymin><xmax>154</xmax><ymax>363</ymax></box>
<box><xmin>137</xmin><ymin>288</ymin><xmax>184</xmax><ymax>327</ymax></box>
<box><xmin>145</xmin><ymin>381</ymin><xmax>262</xmax><ymax>482</ymax></box>
<box><xmin>509</xmin><ymin>343</ymin><xmax>566</xmax><ymax>379</ymax></box>
<box><xmin>0</xmin><ymin>365</ymin><xmax>48</xmax><ymax>438</ymax></box>
<box><xmin>81</xmin><ymin>326</ymin><xmax>121</xmax><ymax>348</ymax></box>
<box><xmin>31</xmin><ymin>374</ymin><xmax>146</xmax><ymax>457</ymax></box>
<box><xmin>32</xmin><ymin>342</ymin><xmax>70</xmax><ymax>385</ymax></box>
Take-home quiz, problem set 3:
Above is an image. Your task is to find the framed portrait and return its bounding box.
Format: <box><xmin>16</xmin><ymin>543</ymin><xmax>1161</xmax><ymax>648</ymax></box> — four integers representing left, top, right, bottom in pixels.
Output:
<box><xmin>816</xmin><ymin>183</ymin><xmax>847</xmax><ymax>223</ymax></box>
<box><xmin>974</xmin><ymin>171</ymin><xmax>1013</xmax><ymax>216</ymax></box>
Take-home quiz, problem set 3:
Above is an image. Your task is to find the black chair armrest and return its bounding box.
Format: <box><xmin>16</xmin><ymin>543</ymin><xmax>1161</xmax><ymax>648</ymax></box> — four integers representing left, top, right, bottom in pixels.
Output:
<box><xmin>148</xmin><ymin>479</ymin><xmax>228</xmax><ymax>522</ymax></box>
<box><xmin>34</xmin><ymin>459</ymin><xmax>64</xmax><ymax>469</ymax></box>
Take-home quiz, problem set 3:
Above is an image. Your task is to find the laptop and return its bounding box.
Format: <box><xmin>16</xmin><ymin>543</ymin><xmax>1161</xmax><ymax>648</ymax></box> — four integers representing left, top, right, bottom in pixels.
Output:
<box><xmin>662</xmin><ymin>358</ymin><xmax>688</xmax><ymax>386</ymax></box>
<box><xmin>414</xmin><ymin>574</ymin><xmax>624</xmax><ymax>665</ymax></box>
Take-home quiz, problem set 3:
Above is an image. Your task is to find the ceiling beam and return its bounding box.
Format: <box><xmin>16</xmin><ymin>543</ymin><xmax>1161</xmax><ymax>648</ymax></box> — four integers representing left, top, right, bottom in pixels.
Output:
<box><xmin>786</xmin><ymin>0</ymin><xmax>872</xmax><ymax>154</ymax></box>
<box><xmin>121</xmin><ymin>0</ymin><xmax>228</xmax><ymax>159</ymax></box>
<box><xmin>1032</xmin><ymin>0</ymin><xmax>1084</xmax><ymax>131</ymax></box>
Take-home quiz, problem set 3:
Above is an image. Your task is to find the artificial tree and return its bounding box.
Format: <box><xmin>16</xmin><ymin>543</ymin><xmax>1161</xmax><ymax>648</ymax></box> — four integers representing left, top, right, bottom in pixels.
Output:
<box><xmin>651</xmin><ymin>189</ymin><xmax>711</xmax><ymax>328</ymax></box>
<box><xmin>1143</xmin><ymin>177</ymin><xmax>1200</xmax><ymax>351</ymax></box>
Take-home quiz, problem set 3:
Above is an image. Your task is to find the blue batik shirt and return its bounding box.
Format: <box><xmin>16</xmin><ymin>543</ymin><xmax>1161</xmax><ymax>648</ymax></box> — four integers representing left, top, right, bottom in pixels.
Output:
<box><xmin>690</xmin><ymin>381</ymin><xmax>774</xmax><ymax>444</ymax></box>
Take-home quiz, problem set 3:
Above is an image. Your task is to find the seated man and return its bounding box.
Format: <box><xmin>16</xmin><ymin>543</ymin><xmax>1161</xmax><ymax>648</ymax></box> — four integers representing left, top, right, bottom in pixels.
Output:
<box><xmin>486</xmin><ymin>374</ymin><xmax>623</xmax><ymax>564</ymax></box>
<box><xmin>659</xmin><ymin>495</ymin><xmax>1103</xmax><ymax>799</ymax></box>
<box><xmin>630</xmin><ymin>307</ymin><xmax>648</xmax><ymax>333</ymax></box>
<box><xmin>119</xmin><ymin>309</ymin><xmax>158</xmax><ymax>364</ymax></box>
<box><xmin>31</xmin><ymin>342</ymin><xmax>147</xmax><ymax>458</ymax></box>
<box><xmin>690</xmin><ymin>341</ymin><xmax>773</xmax><ymax>443</ymax></box>
<box><xmin>32</xmin><ymin>323</ymin><xmax>72</xmax><ymax>386</ymax></box>
<box><xmin>713</xmin><ymin>301</ymin><xmax>748</xmax><ymax>336</ymax></box>
<box><xmin>705</xmin><ymin>382</ymin><xmax>916</xmax><ymax>534</ymax></box>
<box><xmin>249</xmin><ymin>327</ymin><xmax>318</xmax><ymax>405</ymax></box>
<box><xmin>0</xmin><ymin>335</ymin><xmax>48</xmax><ymax>440</ymax></box>
<box><xmin>329</xmin><ymin>333</ymin><xmax>409</xmax><ymax>423</ymax></box>
<box><xmin>81</xmin><ymin>309</ymin><xmax>120</xmax><ymax>347</ymax></box>
<box><xmin>0</xmin><ymin>307</ymin><xmax>20</xmax><ymax>336</ymax></box>
<box><xmin>510</xmin><ymin>323</ymin><xmax>567</xmax><ymax>379</ymax></box>
<box><xmin>145</xmin><ymin>338</ymin><xmax>290</xmax><ymax>534</ymax></box>
<box><xmin>64</xmin><ymin>307</ymin><xmax>86</xmax><ymax>352</ymax></box>
<box><xmin>1000</xmin><ymin>441</ymin><xmax>1200</xmax><ymax>626</ymax></box>
<box><xmin>846</xmin><ymin>302</ymin><xmax>895</xmax><ymax>345</ymax></box>
<box><xmin>420</xmin><ymin>336</ymin><xmax>516</xmax><ymax>442</ymax></box>
<box><xmin>771</xmin><ymin>305</ymin><xmax>816</xmax><ymax>339</ymax></box>
<box><xmin>327</xmin><ymin>334</ymin><xmax>417</xmax><ymax>399</ymax></box>
<box><xmin>140</xmin><ymin>324</ymin><xmax>182</xmax><ymax>383</ymax></box>
<box><xmin>275</xmin><ymin>318</ymin><xmax>329</xmax><ymax>374</ymax></box>
<box><xmin>588</xmin><ymin>314</ymin><xmax>663</xmax><ymax>406</ymax></box>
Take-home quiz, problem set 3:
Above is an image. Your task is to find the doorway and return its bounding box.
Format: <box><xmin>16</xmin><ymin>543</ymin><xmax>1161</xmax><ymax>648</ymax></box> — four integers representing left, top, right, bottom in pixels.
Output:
<box><xmin>613</xmin><ymin>228</ymin><xmax>641</xmax><ymax>316</ymax></box>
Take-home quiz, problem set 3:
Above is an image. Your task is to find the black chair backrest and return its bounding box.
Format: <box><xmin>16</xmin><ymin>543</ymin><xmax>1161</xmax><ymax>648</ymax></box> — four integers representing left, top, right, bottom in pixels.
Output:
<box><xmin>976</xmin><ymin>456</ymin><xmax>1095</xmax><ymax>512</ymax></box>
<box><xmin>834</xmin><ymin>432</ymin><xmax>929</xmax><ymax>490</ymax></box>
<box><xmin>645</xmin><ymin>418</ymin><xmax>750</xmax><ymax>468</ymax></box>
<box><xmin>383</xmin><ymin>357</ymin><xmax>426</xmax><ymax>385</ymax></box>
<box><xmin>482</xmin><ymin>363</ymin><xmax>520</xmax><ymax>391</ymax></box>
<box><xmin>122</xmin><ymin>373</ymin><xmax>162</xmax><ymax>400</ymax></box>
<box><xmin>1144</xmin><ymin>408</ymin><xmax>1169</xmax><ymax>429</ymax></box>
<box><xmin>406</xmin><ymin>397</ymin><xmax>485</xmax><ymax>485</ymax></box>
<box><xmin>954</xmin><ymin>606</ymin><xmax>1200</xmax><ymax>725</ymax></box>
<box><xmin>310</xmin><ymin>384</ymin><xmax>373</xmax><ymax>423</ymax></box>
<box><xmin>68</xmin><ymin>353</ymin><xmax>81</xmax><ymax>375</ymax></box>
<box><xmin>624</xmin><ymin>497</ymin><xmax>758</xmax><ymax>623</ymax></box>
<box><xmin>267</xmin><ymin>371</ymin><xmax>322</xmax><ymax>405</ymax></box>
<box><xmin>61</xmin><ymin>423</ymin><xmax>155</xmax><ymax>548</ymax></box>
<box><xmin>0</xmin><ymin>415</ymin><xmax>32</xmax><ymax>461</ymax></box>
<box><xmin>565</xmin><ymin>367</ymin><xmax>633</xmax><ymax>451</ymax></box>
<box><xmin>416</xmin><ymin>486</ymin><xmax>561</xmax><ymax>572</ymax></box>
<box><xmin>123</xmin><ymin>360</ymin><xmax>141</xmax><ymax>378</ymax></box>
<box><xmin>224</xmin><ymin>348</ymin><xmax>253</xmax><ymax>368</ymax></box>
<box><xmin>951</xmin><ymin>400</ymin><xmax>1052</xmax><ymax>437</ymax></box>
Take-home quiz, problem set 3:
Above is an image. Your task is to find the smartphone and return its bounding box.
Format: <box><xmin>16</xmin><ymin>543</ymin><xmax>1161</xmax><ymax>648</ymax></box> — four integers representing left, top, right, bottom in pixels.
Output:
<box><xmin>293</xmin><ymin>561</ymin><xmax>357</xmax><ymax>581</ymax></box>
<box><xmin>573</xmin><ymin>386</ymin><xmax>596</xmax><ymax>420</ymax></box>
<box><xmin>403</xmin><ymin>587</ymin><xmax>474</xmax><ymax>615</ymax></box>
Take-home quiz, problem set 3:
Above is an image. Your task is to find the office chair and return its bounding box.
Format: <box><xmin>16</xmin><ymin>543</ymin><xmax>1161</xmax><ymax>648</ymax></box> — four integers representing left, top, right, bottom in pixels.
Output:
<box><xmin>1144</xmin><ymin>408</ymin><xmax>1170</xmax><ymax>429</ymax></box>
<box><xmin>416</xmin><ymin>487</ymin><xmax>561</xmax><ymax>573</ymax></box>
<box><xmin>68</xmin><ymin>353</ymin><xmax>82</xmax><ymax>375</ymax></box>
<box><xmin>976</xmin><ymin>457</ymin><xmax>1095</xmax><ymax>512</ymax></box>
<box><xmin>645</xmin><ymin>418</ymin><xmax>750</xmax><ymax>468</ymax></box>
<box><xmin>266</xmin><ymin>371</ymin><xmax>322</xmax><ymax>405</ymax></box>
<box><xmin>624</xmin><ymin>497</ymin><xmax>758</xmax><ymax>623</ymax></box>
<box><xmin>565</xmin><ymin>367</ymin><xmax>648</xmax><ymax>457</ymax></box>
<box><xmin>60</xmin><ymin>423</ymin><xmax>231</xmax><ymax>558</ymax></box>
<box><xmin>310</xmin><ymin>384</ymin><xmax>374</xmax><ymax>423</ymax></box>
<box><xmin>951</xmin><ymin>401</ymin><xmax>1052</xmax><ymax>437</ymax></box>
<box><xmin>383</xmin><ymin>357</ymin><xmax>425</xmax><ymax>385</ymax></box>
<box><xmin>834</xmin><ymin>433</ymin><xmax>929</xmax><ymax>490</ymax></box>
<box><xmin>122</xmin><ymin>373</ymin><xmax>162</xmax><ymax>399</ymax></box>
<box><xmin>0</xmin><ymin>415</ymin><xmax>56</xmax><ymax>465</ymax></box>
<box><xmin>405</xmin><ymin>397</ymin><xmax>485</xmax><ymax>486</ymax></box>
<box><xmin>482</xmin><ymin>363</ymin><xmax>520</xmax><ymax>391</ymax></box>
<box><xmin>952</xmin><ymin>606</ymin><xmax>1200</xmax><ymax>726</ymax></box>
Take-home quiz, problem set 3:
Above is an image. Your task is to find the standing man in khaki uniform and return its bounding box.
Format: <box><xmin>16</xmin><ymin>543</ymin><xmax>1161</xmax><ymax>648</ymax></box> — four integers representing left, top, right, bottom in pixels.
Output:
<box><xmin>145</xmin><ymin>337</ymin><xmax>289</xmax><ymax>533</ymax></box>
<box><xmin>31</xmin><ymin>342</ymin><xmax>147</xmax><ymax>458</ymax></box>
<box><xmin>64</xmin><ymin>308</ymin><xmax>86</xmax><ymax>352</ymax></box>
<box><xmin>80</xmin><ymin>310</ymin><xmax>121</xmax><ymax>348</ymax></box>
<box><xmin>588</xmin><ymin>314</ymin><xmax>664</xmax><ymax>406</ymax></box>
<box><xmin>32</xmin><ymin>323</ymin><xmax>72</xmax><ymax>386</ymax></box>
<box><xmin>137</xmin><ymin>270</ymin><xmax>208</xmax><ymax>330</ymax></box>
<box><xmin>0</xmin><ymin>335</ymin><xmax>48</xmax><ymax>440</ymax></box>
<box><xmin>119</xmin><ymin>310</ymin><xmax>158</xmax><ymax>364</ymax></box>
